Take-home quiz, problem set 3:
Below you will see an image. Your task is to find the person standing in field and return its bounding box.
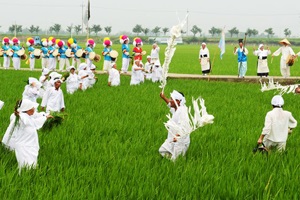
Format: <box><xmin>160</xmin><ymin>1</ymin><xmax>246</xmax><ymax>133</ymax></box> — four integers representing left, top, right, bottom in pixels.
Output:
<box><xmin>85</xmin><ymin>39</ymin><xmax>95</xmax><ymax>70</ymax></box>
<box><xmin>41</xmin><ymin>78</ymin><xmax>65</xmax><ymax>113</ymax></box>
<box><xmin>102</xmin><ymin>38</ymin><xmax>112</xmax><ymax>72</ymax></box>
<box><xmin>26</xmin><ymin>38</ymin><xmax>36</xmax><ymax>71</ymax></box>
<box><xmin>132</xmin><ymin>38</ymin><xmax>144</xmax><ymax>65</ymax></box>
<box><xmin>234</xmin><ymin>39</ymin><xmax>248</xmax><ymax>78</ymax></box>
<box><xmin>120</xmin><ymin>35</ymin><xmax>130</xmax><ymax>73</ymax></box>
<box><xmin>108</xmin><ymin>62</ymin><xmax>120</xmax><ymax>86</ymax></box>
<box><xmin>150</xmin><ymin>42</ymin><xmax>160</xmax><ymax>65</ymax></box>
<box><xmin>272</xmin><ymin>39</ymin><xmax>296</xmax><ymax>78</ymax></box>
<box><xmin>199</xmin><ymin>42</ymin><xmax>211</xmax><ymax>76</ymax></box>
<box><xmin>2</xmin><ymin>37</ymin><xmax>11</xmax><ymax>69</ymax></box>
<box><xmin>2</xmin><ymin>99</ymin><xmax>52</xmax><ymax>172</ymax></box>
<box><xmin>11</xmin><ymin>37</ymin><xmax>22</xmax><ymax>70</ymax></box>
<box><xmin>253</xmin><ymin>44</ymin><xmax>271</xmax><ymax>77</ymax></box>
<box><xmin>257</xmin><ymin>95</ymin><xmax>297</xmax><ymax>152</ymax></box>
<box><xmin>159</xmin><ymin>90</ymin><xmax>190</xmax><ymax>161</ymax></box>
<box><xmin>48</xmin><ymin>37</ymin><xmax>57</xmax><ymax>71</ymax></box>
<box><xmin>41</xmin><ymin>39</ymin><xmax>49</xmax><ymax>69</ymax></box>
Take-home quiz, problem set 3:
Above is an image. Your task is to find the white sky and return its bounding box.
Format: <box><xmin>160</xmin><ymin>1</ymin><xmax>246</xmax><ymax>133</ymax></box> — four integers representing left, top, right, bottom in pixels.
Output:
<box><xmin>0</xmin><ymin>0</ymin><xmax>300</xmax><ymax>37</ymax></box>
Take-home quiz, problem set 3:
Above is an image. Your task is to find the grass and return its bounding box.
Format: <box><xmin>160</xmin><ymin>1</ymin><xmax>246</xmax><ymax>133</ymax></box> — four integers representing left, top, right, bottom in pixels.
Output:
<box><xmin>0</xmin><ymin>68</ymin><xmax>300</xmax><ymax>199</ymax></box>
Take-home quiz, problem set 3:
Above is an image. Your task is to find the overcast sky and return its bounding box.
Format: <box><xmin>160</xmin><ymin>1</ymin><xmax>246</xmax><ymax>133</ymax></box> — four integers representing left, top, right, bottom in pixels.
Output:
<box><xmin>1</xmin><ymin>0</ymin><xmax>300</xmax><ymax>37</ymax></box>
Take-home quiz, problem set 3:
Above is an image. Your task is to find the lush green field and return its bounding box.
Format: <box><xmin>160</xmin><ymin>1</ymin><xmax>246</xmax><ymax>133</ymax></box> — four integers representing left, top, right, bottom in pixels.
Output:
<box><xmin>1</xmin><ymin>43</ymin><xmax>300</xmax><ymax>76</ymax></box>
<box><xmin>0</xmin><ymin>69</ymin><xmax>300</xmax><ymax>199</ymax></box>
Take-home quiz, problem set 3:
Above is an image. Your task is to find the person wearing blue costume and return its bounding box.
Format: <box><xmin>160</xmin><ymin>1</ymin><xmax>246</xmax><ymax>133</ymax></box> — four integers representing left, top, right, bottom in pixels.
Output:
<box><xmin>2</xmin><ymin>37</ymin><xmax>11</xmax><ymax>69</ymax></box>
<box><xmin>102</xmin><ymin>38</ymin><xmax>112</xmax><ymax>72</ymax></box>
<box><xmin>71</xmin><ymin>40</ymin><xmax>81</xmax><ymax>69</ymax></box>
<box><xmin>26</xmin><ymin>38</ymin><xmax>35</xmax><ymax>70</ymax></box>
<box><xmin>11</xmin><ymin>38</ymin><xmax>23</xmax><ymax>70</ymax></box>
<box><xmin>57</xmin><ymin>41</ymin><xmax>69</xmax><ymax>71</ymax></box>
<box><xmin>48</xmin><ymin>38</ymin><xmax>57</xmax><ymax>71</ymax></box>
<box><xmin>85</xmin><ymin>39</ymin><xmax>95</xmax><ymax>70</ymax></box>
<box><xmin>234</xmin><ymin>39</ymin><xmax>248</xmax><ymax>78</ymax></box>
<box><xmin>41</xmin><ymin>40</ymin><xmax>49</xmax><ymax>69</ymax></box>
<box><xmin>120</xmin><ymin>35</ymin><xmax>130</xmax><ymax>73</ymax></box>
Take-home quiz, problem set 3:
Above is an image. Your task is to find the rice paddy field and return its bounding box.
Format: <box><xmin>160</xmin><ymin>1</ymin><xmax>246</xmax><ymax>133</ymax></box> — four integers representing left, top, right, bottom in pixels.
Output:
<box><xmin>0</xmin><ymin>44</ymin><xmax>300</xmax><ymax>199</ymax></box>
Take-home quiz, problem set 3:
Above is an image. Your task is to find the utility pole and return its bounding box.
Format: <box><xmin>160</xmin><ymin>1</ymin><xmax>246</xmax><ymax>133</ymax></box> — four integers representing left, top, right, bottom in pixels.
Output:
<box><xmin>81</xmin><ymin>1</ymin><xmax>84</xmax><ymax>35</ymax></box>
<box><xmin>186</xmin><ymin>9</ymin><xmax>189</xmax><ymax>37</ymax></box>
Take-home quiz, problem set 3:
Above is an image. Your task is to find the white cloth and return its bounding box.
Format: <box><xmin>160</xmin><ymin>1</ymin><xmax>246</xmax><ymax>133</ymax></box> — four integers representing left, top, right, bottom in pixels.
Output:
<box><xmin>262</xmin><ymin>108</ymin><xmax>297</xmax><ymax>149</ymax></box>
<box><xmin>59</xmin><ymin>58</ymin><xmax>70</xmax><ymax>71</ymax></box>
<box><xmin>48</xmin><ymin>57</ymin><xmax>57</xmax><ymax>71</ymax></box>
<box><xmin>253</xmin><ymin>49</ymin><xmax>271</xmax><ymax>73</ymax></box>
<box><xmin>78</xmin><ymin>70</ymin><xmax>89</xmax><ymax>90</ymax></box>
<box><xmin>151</xmin><ymin>46</ymin><xmax>160</xmax><ymax>65</ymax></box>
<box><xmin>103</xmin><ymin>60</ymin><xmax>111</xmax><ymax>71</ymax></box>
<box><xmin>22</xmin><ymin>85</ymin><xmax>41</xmax><ymax>102</ymax></box>
<box><xmin>199</xmin><ymin>47</ymin><xmax>210</xmax><ymax>71</ymax></box>
<box><xmin>66</xmin><ymin>73</ymin><xmax>80</xmax><ymax>94</ymax></box>
<box><xmin>41</xmin><ymin>87</ymin><xmax>65</xmax><ymax>112</ymax></box>
<box><xmin>152</xmin><ymin>65</ymin><xmax>162</xmax><ymax>83</ymax></box>
<box><xmin>2</xmin><ymin>112</ymin><xmax>47</xmax><ymax>171</ymax></box>
<box><xmin>3</xmin><ymin>56</ymin><xmax>10</xmax><ymax>69</ymax></box>
<box><xmin>41</xmin><ymin>58</ymin><xmax>49</xmax><ymax>69</ymax></box>
<box><xmin>86</xmin><ymin>59</ymin><xmax>92</xmax><ymax>70</ymax></box>
<box><xmin>159</xmin><ymin>105</ymin><xmax>191</xmax><ymax>161</ymax></box>
<box><xmin>87</xmin><ymin>70</ymin><xmax>96</xmax><ymax>88</ymax></box>
<box><xmin>272</xmin><ymin>46</ymin><xmax>295</xmax><ymax>78</ymax></box>
<box><xmin>12</xmin><ymin>57</ymin><xmax>21</xmax><ymax>70</ymax></box>
<box><xmin>130</xmin><ymin>64</ymin><xmax>144</xmax><ymax>85</ymax></box>
<box><xmin>29</xmin><ymin>58</ymin><xmax>35</xmax><ymax>70</ymax></box>
<box><xmin>121</xmin><ymin>58</ymin><xmax>130</xmax><ymax>73</ymax></box>
<box><xmin>144</xmin><ymin>61</ymin><xmax>153</xmax><ymax>80</ymax></box>
<box><xmin>108</xmin><ymin>68</ymin><xmax>120</xmax><ymax>86</ymax></box>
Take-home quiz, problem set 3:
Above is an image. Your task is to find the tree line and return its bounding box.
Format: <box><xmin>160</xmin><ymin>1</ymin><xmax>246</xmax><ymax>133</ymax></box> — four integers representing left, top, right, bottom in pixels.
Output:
<box><xmin>2</xmin><ymin>24</ymin><xmax>293</xmax><ymax>38</ymax></box>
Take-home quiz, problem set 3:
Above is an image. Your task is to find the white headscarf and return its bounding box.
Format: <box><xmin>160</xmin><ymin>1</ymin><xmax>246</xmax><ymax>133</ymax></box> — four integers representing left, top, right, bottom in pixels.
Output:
<box><xmin>170</xmin><ymin>90</ymin><xmax>186</xmax><ymax>106</ymax></box>
<box><xmin>0</xmin><ymin>100</ymin><xmax>4</xmax><ymax>110</ymax></box>
<box><xmin>271</xmin><ymin>95</ymin><xmax>284</xmax><ymax>107</ymax></box>
<box><xmin>17</xmin><ymin>99</ymin><xmax>38</xmax><ymax>112</ymax></box>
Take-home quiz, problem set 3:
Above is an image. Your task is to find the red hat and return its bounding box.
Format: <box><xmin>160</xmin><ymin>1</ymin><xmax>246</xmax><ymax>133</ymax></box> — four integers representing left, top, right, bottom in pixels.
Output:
<box><xmin>57</xmin><ymin>41</ymin><xmax>64</xmax><ymax>47</ymax></box>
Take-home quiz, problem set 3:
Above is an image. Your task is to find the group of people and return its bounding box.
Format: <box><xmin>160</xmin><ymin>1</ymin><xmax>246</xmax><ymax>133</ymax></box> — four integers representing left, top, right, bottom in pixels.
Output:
<box><xmin>199</xmin><ymin>38</ymin><xmax>300</xmax><ymax>78</ymax></box>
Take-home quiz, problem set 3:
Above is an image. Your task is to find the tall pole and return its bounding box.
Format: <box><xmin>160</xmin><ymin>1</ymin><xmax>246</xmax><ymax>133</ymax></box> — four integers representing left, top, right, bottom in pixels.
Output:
<box><xmin>186</xmin><ymin>9</ymin><xmax>189</xmax><ymax>36</ymax></box>
<box><xmin>81</xmin><ymin>1</ymin><xmax>84</xmax><ymax>35</ymax></box>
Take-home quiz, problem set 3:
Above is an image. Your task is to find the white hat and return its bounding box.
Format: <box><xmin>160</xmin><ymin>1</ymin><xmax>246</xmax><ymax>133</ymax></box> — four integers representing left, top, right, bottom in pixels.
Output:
<box><xmin>271</xmin><ymin>95</ymin><xmax>284</xmax><ymax>107</ymax></box>
<box><xmin>28</xmin><ymin>77</ymin><xmax>38</xmax><ymax>85</ymax></box>
<box><xmin>49</xmin><ymin>72</ymin><xmax>62</xmax><ymax>80</ymax></box>
<box><xmin>68</xmin><ymin>66</ymin><xmax>76</xmax><ymax>71</ymax></box>
<box><xmin>170</xmin><ymin>90</ymin><xmax>186</xmax><ymax>105</ymax></box>
<box><xmin>42</xmin><ymin>68</ymin><xmax>50</xmax><ymax>75</ymax></box>
<box><xmin>79</xmin><ymin>63</ymin><xmax>88</xmax><ymax>71</ymax></box>
<box><xmin>90</xmin><ymin>64</ymin><xmax>96</xmax><ymax>70</ymax></box>
<box><xmin>0</xmin><ymin>100</ymin><xmax>4</xmax><ymax>110</ymax></box>
<box><xmin>17</xmin><ymin>99</ymin><xmax>38</xmax><ymax>112</ymax></box>
<box><xmin>258</xmin><ymin>44</ymin><xmax>264</xmax><ymax>49</ymax></box>
<box><xmin>147</xmin><ymin>55</ymin><xmax>151</xmax><ymax>59</ymax></box>
<box><xmin>202</xmin><ymin>42</ymin><xmax>206</xmax><ymax>45</ymax></box>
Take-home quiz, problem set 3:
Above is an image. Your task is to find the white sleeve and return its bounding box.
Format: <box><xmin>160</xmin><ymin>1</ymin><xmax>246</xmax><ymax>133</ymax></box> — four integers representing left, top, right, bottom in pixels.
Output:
<box><xmin>272</xmin><ymin>47</ymin><xmax>282</xmax><ymax>56</ymax></box>
<box><xmin>41</xmin><ymin>89</ymin><xmax>49</xmax><ymax>107</ymax></box>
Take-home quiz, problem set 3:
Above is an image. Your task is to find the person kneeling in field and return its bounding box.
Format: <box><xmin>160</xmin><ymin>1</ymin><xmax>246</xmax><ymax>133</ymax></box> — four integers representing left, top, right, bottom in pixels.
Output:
<box><xmin>257</xmin><ymin>95</ymin><xmax>297</xmax><ymax>152</ymax></box>
<box><xmin>66</xmin><ymin>66</ymin><xmax>80</xmax><ymax>94</ymax></box>
<box><xmin>41</xmin><ymin>78</ymin><xmax>65</xmax><ymax>112</ymax></box>
<box><xmin>130</xmin><ymin>59</ymin><xmax>145</xmax><ymax>85</ymax></box>
<box><xmin>108</xmin><ymin>62</ymin><xmax>120</xmax><ymax>86</ymax></box>
<box><xmin>2</xmin><ymin>99</ymin><xmax>52</xmax><ymax>172</ymax></box>
<box><xmin>87</xmin><ymin>64</ymin><xmax>97</xmax><ymax>88</ymax></box>
<box><xmin>159</xmin><ymin>91</ymin><xmax>190</xmax><ymax>161</ymax></box>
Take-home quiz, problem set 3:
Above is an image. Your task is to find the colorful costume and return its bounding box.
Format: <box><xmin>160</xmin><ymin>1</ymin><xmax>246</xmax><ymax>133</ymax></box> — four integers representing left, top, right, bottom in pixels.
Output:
<box><xmin>120</xmin><ymin>35</ymin><xmax>130</xmax><ymax>73</ymax></box>
<box><xmin>253</xmin><ymin>44</ymin><xmax>271</xmax><ymax>77</ymax></box>
<box><xmin>102</xmin><ymin>38</ymin><xmax>112</xmax><ymax>72</ymax></box>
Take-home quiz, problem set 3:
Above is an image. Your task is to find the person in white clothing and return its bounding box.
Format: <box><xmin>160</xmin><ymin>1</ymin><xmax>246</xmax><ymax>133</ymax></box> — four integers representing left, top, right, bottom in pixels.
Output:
<box><xmin>88</xmin><ymin>64</ymin><xmax>97</xmax><ymax>88</ymax></box>
<box><xmin>22</xmin><ymin>77</ymin><xmax>42</xmax><ymax>103</ymax></box>
<box><xmin>39</xmin><ymin>68</ymin><xmax>51</xmax><ymax>96</ymax></box>
<box><xmin>78</xmin><ymin>63</ymin><xmax>89</xmax><ymax>91</ymax></box>
<box><xmin>130</xmin><ymin>59</ymin><xmax>144</xmax><ymax>85</ymax></box>
<box><xmin>144</xmin><ymin>56</ymin><xmax>153</xmax><ymax>80</ymax></box>
<box><xmin>150</xmin><ymin>43</ymin><xmax>160</xmax><ymax>65</ymax></box>
<box><xmin>159</xmin><ymin>90</ymin><xmax>190</xmax><ymax>161</ymax></box>
<box><xmin>152</xmin><ymin>60</ymin><xmax>162</xmax><ymax>83</ymax></box>
<box><xmin>199</xmin><ymin>42</ymin><xmax>211</xmax><ymax>75</ymax></box>
<box><xmin>41</xmin><ymin>78</ymin><xmax>65</xmax><ymax>112</ymax></box>
<box><xmin>108</xmin><ymin>62</ymin><xmax>120</xmax><ymax>86</ymax></box>
<box><xmin>2</xmin><ymin>99</ymin><xmax>52</xmax><ymax>172</ymax></box>
<box><xmin>253</xmin><ymin>44</ymin><xmax>271</xmax><ymax>77</ymax></box>
<box><xmin>66</xmin><ymin>66</ymin><xmax>80</xmax><ymax>94</ymax></box>
<box><xmin>257</xmin><ymin>95</ymin><xmax>297</xmax><ymax>152</ymax></box>
<box><xmin>272</xmin><ymin>38</ymin><xmax>296</xmax><ymax>78</ymax></box>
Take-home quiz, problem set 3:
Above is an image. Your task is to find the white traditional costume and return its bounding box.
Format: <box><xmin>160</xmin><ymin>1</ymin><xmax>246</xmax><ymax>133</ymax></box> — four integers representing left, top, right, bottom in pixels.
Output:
<box><xmin>22</xmin><ymin>78</ymin><xmax>42</xmax><ymax>102</ymax></box>
<box><xmin>260</xmin><ymin>95</ymin><xmax>297</xmax><ymax>151</ymax></box>
<box><xmin>41</xmin><ymin>79</ymin><xmax>65</xmax><ymax>112</ymax></box>
<box><xmin>66</xmin><ymin>66</ymin><xmax>80</xmax><ymax>94</ymax></box>
<box><xmin>152</xmin><ymin>60</ymin><xmax>162</xmax><ymax>83</ymax></box>
<box><xmin>2</xmin><ymin>99</ymin><xmax>48</xmax><ymax>172</ymax></box>
<box><xmin>108</xmin><ymin>62</ymin><xmax>120</xmax><ymax>86</ymax></box>
<box><xmin>253</xmin><ymin>44</ymin><xmax>271</xmax><ymax>77</ymax></box>
<box><xmin>130</xmin><ymin>60</ymin><xmax>144</xmax><ymax>85</ymax></box>
<box><xmin>150</xmin><ymin>43</ymin><xmax>160</xmax><ymax>65</ymax></box>
<box><xmin>199</xmin><ymin>43</ymin><xmax>211</xmax><ymax>75</ymax></box>
<box><xmin>144</xmin><ymin>56</ymin><xmax>153</xmax><ymax>80</ymax></box>
<box><xmin>78</xmin><ymin>63</ymin><xmax>89</xmax><ymax>91</ymax></box>
<box><xmin>272</xmin><ymin>39</ymin><xmax>295</xmax><ymax>78</ymax></box>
